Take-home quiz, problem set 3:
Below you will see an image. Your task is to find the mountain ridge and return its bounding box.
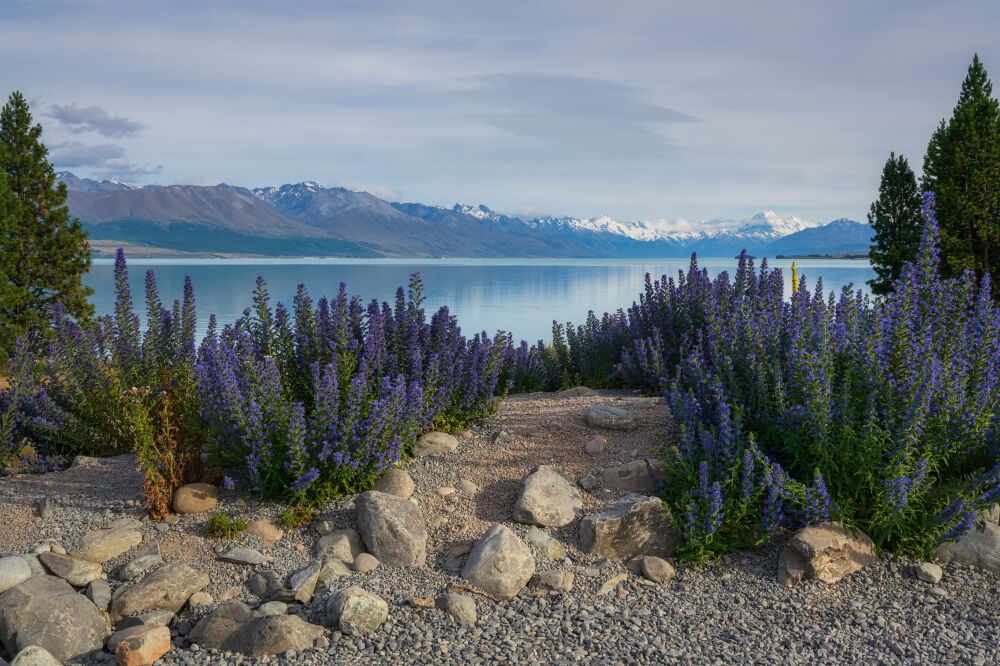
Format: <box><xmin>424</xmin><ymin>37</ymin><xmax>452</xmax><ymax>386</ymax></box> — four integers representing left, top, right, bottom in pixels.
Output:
<box><xmin>57</xmin><ymin>172</ymin><xmax>868</xmax><ymax>259</ymax></box>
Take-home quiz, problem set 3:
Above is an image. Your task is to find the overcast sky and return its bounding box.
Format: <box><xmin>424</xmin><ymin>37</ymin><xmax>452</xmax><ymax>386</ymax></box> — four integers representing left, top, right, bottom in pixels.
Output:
<box><xmin>2</xmin><ymin>1</ymin><xmax>998</xmax><ymax>228</ymax></box>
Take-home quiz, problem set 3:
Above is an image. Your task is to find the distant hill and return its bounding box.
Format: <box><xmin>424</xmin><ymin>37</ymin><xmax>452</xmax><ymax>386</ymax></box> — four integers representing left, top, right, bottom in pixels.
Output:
<box><xmin>57</xmin><ymin>172</ymin><xmax>869</xmax><ymax>258</ymax></box>
<box><xmin>765</xmin><ymin>218</ymin><xmax>872</xmax><ymax>257</ymax></box>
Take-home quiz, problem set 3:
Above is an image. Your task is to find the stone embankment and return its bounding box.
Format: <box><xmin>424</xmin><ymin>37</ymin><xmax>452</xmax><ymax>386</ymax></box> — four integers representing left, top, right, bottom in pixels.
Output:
<box><xmin>0</xmin><ymin>389</ymin><xmax>998</xmax><ymax>665</ymax></box>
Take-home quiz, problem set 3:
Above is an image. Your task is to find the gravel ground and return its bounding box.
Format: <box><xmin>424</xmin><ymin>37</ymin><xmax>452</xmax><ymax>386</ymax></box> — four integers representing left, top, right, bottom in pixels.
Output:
<box><xmin>1</xmin><ymin>389</ymin><xmax>999</xmax><ymax>665</ymax></box>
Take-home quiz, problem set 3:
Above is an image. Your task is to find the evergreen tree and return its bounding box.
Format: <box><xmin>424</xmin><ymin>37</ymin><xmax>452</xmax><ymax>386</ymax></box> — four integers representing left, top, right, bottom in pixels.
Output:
<box><xmin>0</xmin><ymin>91</ymin><xmax>93</xmax><ymax>358</ymax></box>
<box><xmin>867</xmin><ymin>152</ymin><xmax>923</xmax><ymax>295</ymax></box>
<box><xmin>921</xmin><ymin>54</ymin><xmax>1000</xmax><ymax>291</ymax></box>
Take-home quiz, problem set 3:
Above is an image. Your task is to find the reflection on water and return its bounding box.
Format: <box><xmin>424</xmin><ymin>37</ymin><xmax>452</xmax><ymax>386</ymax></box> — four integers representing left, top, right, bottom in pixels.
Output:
<box><xmin>85</xmin><ymin>257</ymin><xmax>875</xmax><ymax>345</ymax></box>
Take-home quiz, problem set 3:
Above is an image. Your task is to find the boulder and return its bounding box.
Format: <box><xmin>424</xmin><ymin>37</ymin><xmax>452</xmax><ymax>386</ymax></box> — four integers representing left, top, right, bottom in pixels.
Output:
<box><xmin>356</xmin><ymin>491</ymin><xmax>427</xmax><ymax>567</ymax></box>
<box><xmin>217</xmin><ymin>547</ymin><xmax>269</xmax><ymax>566</ymax></box>
<box><xmin>372</xmin><ymin>468</ymin><xmax>415</xmax><ymax>499</ymax></box>
<box><xmin>324</xmin><ymin>586</ymin><xmax>388</xmax><ymax>636</ymax></box>
<box><xmin>578</xmin><ymin>494</ymin><xmax>676</xmax><ymax>561</ymax></box>
<box><xmin>316</xmin><ymin>528</ymin><xmax>365</xmax><ymax>563</ymax></box>
<box><xmin>244</xmin><ymin>519</ymin><xmax>283</xmax><ymax>543</ymax></box>
<box><xmin>915</xmin><ymin>562</ymin><xmax>943</xmax><ymax>584</ymax></box>
<box><xmin>0</xmin><ymin>575</ymin><xmax>110</xmax><ymax>662</ymax></box>
<box><xmin>558</xmin><ymin>386</ymin><xmax>596</xmax><ymax>397</ymax></box>
<box><xmin>86</xmin><ymin>579</ymin><xmax>112</xmax><ymax>611</ymax></box>
<box><xmin>413</xmin><ymin>431</ymin><xmax>458</xmax><ymax>457</ymax></box>
<box><xmin>222</xmin><ymin>615</ymin><xmax>325</xmax><ymax>657</ymax></box>
<box><xmin>530</xmin><ymin>570</ymin><xmax>574</xmax><ymax>593</ymax></box>
<box><xmin>0</xmin><ymin>557</ymin><xmax>31</xmax><ymax>595</ymax></box>
<box><xmin>188</xmin><ymin>601</ymin><xmax>255</xmax><ymax>649</ymax></box>
<box><xmin>778</xmin><ymin>522</ymin><xmax>877</xmax><ymax>586</ymax></box>
<box><xmin>512</xmin><ymin>465</ymin><xmax>583</xmax><ymax>528</ymax></box>
<box><xmin>584</xmin><ymin>436</ymin><xmax>606</xmax><ymax>456</ymax></box>
<box><xmin>116</xmin><ymin>610</ymin><xmax>174</xmax><ymax>630</ymax></box>
<box><xmin>436</xmin><ymin>592</ymin><xmax>476</xmax><ymax>624</ymax></box>
<box><xmin>246</xmin><ymin>569</ymin><xmax>290</xmax><ymax>602</ymax></box>
<box><xmin>934</xmin><ymin>509</ymin><xmax>1000</xmax><ymax>572</ymax></box>
<box><xmin>38</xmin><ymin>551</ymin><xmax>102</xmax><ymax>587</ymax></box>
<box><xmin>79</xmin><ymin>526</ymin><xmax>142</xmax><ymax>563</ymax></box>
<box><xmin>353</xmin><ymin>553</ymin><xmax>380</xmax><ymax>573</ymax></box>
<box><xmin>9</xmin><ymin>646</ymin><xmax>60</xmax><ymax>666</ymax></box>
<box><xmin>109</xmin><ymin>561</ymin><xmax>209</xmax><ymax>621</ymax></box>
<box><xmin>462</xmin><ymin>525</ymin><xmax>535</xmax><ymax>600</ymax></box>
<box><xmin>600</xmin><ymin>460</ymin><xmax>667</xmax><ymax>493</ymax></box>
<box><xmin>584</xmin><ymin>405</ymin><xmax>637</xmax><ymax>431</ymax></box>
<box><xmin>279</xmin><ymin>562</ymin><xmax>315</xmax><ymax>604</ymax></box>
<box><xmin>14</xmin><ymin>555</ymin><xmax>44</xmax><ymax>578</ymax></box>
<box><xmin>119</xmin><ymin>544</ymin><xmax>162</xmax><ymax>582</ymax></box>
<box><xmin>107</xmin><ymin>626</ymin><xmax>148</xmax><ymax>654</ymax></box>
<box><xmin>114</xmin><ymin>625</ymin><xmax>170</xmax><ymax>666</ymax></box>
<box><xmin>526</xmin><ymin>526</ymin><xmax>567</xmax><ymax>561</ymax></box>
<box><xmin>172</xmin><ymin>483</ymin><xmax>219</xmax><ymax>514</ymax></box>
<box><xmin>317</xmin><ymin>558</ymin><xmax>351</xmax><ymax>588</ymax></box>
<box><xmin>257</xmin><ymin>601</ymin><xmax>287</xmax><ymax>616</ymax></box>
<box><xmin>640</xmin><ymin>556</ymin><xmax>675</xmax><ymax>583</ymax></box>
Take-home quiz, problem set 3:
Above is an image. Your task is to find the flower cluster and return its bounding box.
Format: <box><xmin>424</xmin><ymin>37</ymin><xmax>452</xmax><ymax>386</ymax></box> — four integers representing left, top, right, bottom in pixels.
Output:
<box><xmin>195</xmin><ymin>273</ymin><xmax>511</xmax><ymax>503</ymax></box>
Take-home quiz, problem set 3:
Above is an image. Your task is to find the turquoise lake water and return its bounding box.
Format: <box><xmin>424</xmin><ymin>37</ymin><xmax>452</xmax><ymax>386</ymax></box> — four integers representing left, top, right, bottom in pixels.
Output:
<box><xmin>85</xmin><ymin>257</ymin><xmax>875</xmax><ymax>345</ymax></box>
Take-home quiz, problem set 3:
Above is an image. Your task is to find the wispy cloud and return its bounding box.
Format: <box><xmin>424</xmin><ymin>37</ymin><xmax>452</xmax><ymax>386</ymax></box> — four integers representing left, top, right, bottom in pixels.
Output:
<box><xmin>49</xmin><ymin>141</ymin><xmax>160</xmax><ymax>180</ymax></box>
<box><xmin>48</xmin><ymin>103</ymin><xmax>144</xmax><ymax>138</ymax></box>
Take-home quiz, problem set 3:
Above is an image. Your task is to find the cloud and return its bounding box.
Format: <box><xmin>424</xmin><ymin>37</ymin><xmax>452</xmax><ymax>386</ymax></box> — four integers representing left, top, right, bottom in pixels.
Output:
<box><xmin>49</xmin><ymin>141</ymin><xmax>124</xmax><ymax>167</ymax></box>
<box><xmin>334</xmin><ymin>179</ymin><xmax>401</xmax><ymax>201</ymax></box>
<box><xmin>49</xmin><ymin>141</ymin><xmax>160</xmax><ymax>180</ymax></box>
<box><xmin>48</xmin><ymin>103</ymin><xmax>144</xmax><ymax>138</ymax></box>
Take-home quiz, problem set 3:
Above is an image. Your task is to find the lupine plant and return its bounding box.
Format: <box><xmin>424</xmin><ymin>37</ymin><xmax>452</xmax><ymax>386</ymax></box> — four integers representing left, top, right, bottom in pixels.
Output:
<box><xmin>195</xmin><ymin>274</ymin><xmax>511</xmax><ymax>504</ymax></box>
<box><xmin>0</xmin><ymin>249</ymin><xmax>204</xmax><ymax>517</ymax></box>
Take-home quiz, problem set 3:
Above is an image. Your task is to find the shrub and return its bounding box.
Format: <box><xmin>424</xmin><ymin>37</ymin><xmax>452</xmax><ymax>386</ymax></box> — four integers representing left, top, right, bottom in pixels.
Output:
<box><xmin>278</xmin><ymin>505</ymin><xmax>315</xmax><ymax>530</ymax></box>
<box><xmin>203</xmin><ymin>512</ymin><xmax>247</xmax><ymax>538</ymax></box>
<box><xmin>0</xmin><ymin>249</ymin><xmax>204</xmax><ymax>516</ymax></box>
<box><xmin>195</xmin><ymin>274</ymin><xmax>511</xmax><ymax>504</ymax></box>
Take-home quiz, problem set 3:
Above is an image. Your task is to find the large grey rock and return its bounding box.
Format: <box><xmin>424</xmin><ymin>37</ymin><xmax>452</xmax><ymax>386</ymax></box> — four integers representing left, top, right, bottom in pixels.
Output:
<box><xmin>0</xmin><ymin>575</ymin><xmax>110</xmax><ymax>662</ymax></box>
<box><xmin>14</xmin><ymin>554</ymin><xmax>44</xmax><ymax>578</ymax></box>
<box><xmin>436</xmin><ymin>592</ymin><xmax>476</xmax><ymax>624</ymax></box>
<box><xmin>116</xmin><ymin>610</ymin><xmax>175</xmax><ymax>630</ymax></box>
<box><xmin>356</xmin><ymin>491</ymin><xmax>427</xmax><ymax>567</ymax></box>
<box><xmin>512</xmin><ymin>465</ymin><xmax>583</xmax><ymax>528</ymax></box>
<box><xmin>934</xmin><ymin>508</ymin><xmax>1000</xmax><ymax>572</ymax></box>
<box><xmin>462</xmin><ymin>525</ymin><xmax>536</xmax><ymax>600</ymax></box>
<box><xmin>86</xmin><ymin>579</ymin><xmax>112</xmax><ymax>611</ymax></box>
<box><xmin>372</xmin><ymin>468</ymin><xmax>415</xmax><ymax>499</ymax></box>
<box><xmin>324</xmin><ymin>586</ymin><xmax>389</xmax><ymax>635</ymax></box>
<box><xmin>246</xmin><ymin>569</ymin><xmax>291</xmax><ymax>602</ymax></box>
<box><xmin>79</xmin><ymin>526</ymin><xmax>142</xmax><ymax>563</ymax></box>
<box><xmin>38</xmin><ymin>551</ymin><xmax>102</xmax><ymax>587</ymax></box>
<box><xmin>119</xmin><ymin>543</ymin><xmax>162</xmax><ymax>581</ymax></box>
<box><xmin>189</xmin><ymin>601</ymin><xmax>255</xmax><ymax>649</ymax></box>
<box><xmin>109</xmin><ymin>561</ymin><xmax>209</xmax><ymax>621</ymax></box>
<box><xmin>217</xmin><ymin>546</ymin><xmax>269</xmax><ymax>566</ymax></box>
<box><xmin>584</xmin><ymin>405</ymin><xmax>637</xmax><ymax>431</ymax></box>
<box><xmin>526</xmin><ymin>526</ymin><xmax>567</xmax><ymax>561</ymax></box>
<box><xmin>0</xmin><ymin>558</ymin><xmax>31</xmax><ymax>595</ymax></box>
<box><xmin>600</xmin><ymin>459</ymin><xmax>667</xmax><ymax>493</ymax></box>
<box><xmin>9</xmin><ymin>646</ymin><xmax>60</xmax><ymax>666</ymax></box>
<box><xmin>225</xmin><ymin>615</ymin><xmax>325</xmax><ymax>657</ymax></box>
<box><xmin>288</xmin><ymin>561</ymin><xmax>321</xmax><ymax>603</ymax></box>
<box><xmin>316</xmin><ymin>528</ymin><xmax>365</xmax><ymax>563</ymax></box>
<box><xmin>778</xmin><ymin>522</ymin><xmax>877</xmax><ymax>586</ymax></box>
<box><xmin>579</xmin><ymin>494</ymin><xmax>676</xmax><ymax>561</ymax></box>
<box><xmin>530</xmin><ymin>570</ymin><xmax>574</xmax><ymax>593</ymax></box>
<box><xmin>413</xmin><ymin>431</ymin><xmax>458</xmax><ymax>457</ymax></box>
<box><xmin>317</xmin><ymin>558</ymin><xmax>352</xmax><ymax>588</ymax></box>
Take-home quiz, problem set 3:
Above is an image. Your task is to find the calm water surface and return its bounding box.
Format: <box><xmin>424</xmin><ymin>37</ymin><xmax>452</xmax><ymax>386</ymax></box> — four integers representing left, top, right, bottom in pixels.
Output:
<box><xmin>85</xmin><ymin>258</ymin><xmax>875</xmax><ymax>344</ymax></box>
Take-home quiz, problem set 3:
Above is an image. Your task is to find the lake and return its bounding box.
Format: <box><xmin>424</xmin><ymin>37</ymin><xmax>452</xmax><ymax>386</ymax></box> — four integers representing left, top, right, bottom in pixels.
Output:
<box><xmin>84</xmin><ymin>257</ymin><xmax>875</xmax><ymax>345</ymax></box>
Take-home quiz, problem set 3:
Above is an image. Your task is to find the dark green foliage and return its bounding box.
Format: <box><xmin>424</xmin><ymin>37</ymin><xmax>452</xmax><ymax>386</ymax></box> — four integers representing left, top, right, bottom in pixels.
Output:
<box><xmin>867</xmin><ymin>153</ymin><xmax>922</xmax><ymax>295</ymax></box>
<box><xmin>0</xmin><ymin>91</ymin><xmax>93</xmax><ymax>359</ymax></box>
<box><xmin>203</xmin><ymin>512</ymin><xmax>247</xmax><ymax>538</ymax></box>
<box><xmin>921</xmin><ymin>55</ymin><xmax>1000</xmax><ymax>293</ymax></box>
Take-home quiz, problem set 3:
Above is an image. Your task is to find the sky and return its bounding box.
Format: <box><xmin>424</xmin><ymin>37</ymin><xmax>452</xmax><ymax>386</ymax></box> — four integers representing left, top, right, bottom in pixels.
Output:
<box><xmin>2</xmin><ymin>0</ymin><xmax>999</xmax><ymax>230</ymax></box>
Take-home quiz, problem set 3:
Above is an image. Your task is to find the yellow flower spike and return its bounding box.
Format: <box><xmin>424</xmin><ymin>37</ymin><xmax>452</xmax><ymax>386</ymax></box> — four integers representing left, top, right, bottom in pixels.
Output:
<box><xmin>791</xmin><ymin>261</ymin><xmax>798</xmax><ymax>293</ymax></box>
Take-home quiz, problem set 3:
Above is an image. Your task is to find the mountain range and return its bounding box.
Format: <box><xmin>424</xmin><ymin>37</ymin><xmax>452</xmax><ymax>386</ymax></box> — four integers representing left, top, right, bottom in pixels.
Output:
<box><xmin>57</xmin><ymin>172</ymin><xmax>873</xmax><ymax>259</ymax></box>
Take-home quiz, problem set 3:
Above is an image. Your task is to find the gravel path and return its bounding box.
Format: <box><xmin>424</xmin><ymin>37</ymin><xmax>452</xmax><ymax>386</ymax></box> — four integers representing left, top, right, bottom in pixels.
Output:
<box><xmin>1</xmin><ymin>389</ymin><xmax>998</xmax><ymax>665</ymax></box>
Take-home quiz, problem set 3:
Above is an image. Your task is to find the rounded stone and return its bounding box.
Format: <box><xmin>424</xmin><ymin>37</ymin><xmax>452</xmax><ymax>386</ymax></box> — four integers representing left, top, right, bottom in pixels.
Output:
<box><xmin>353</xmin><ymin>553</ymin><xmax>380</xmax><ymax>573</ymax></box>
<box><xmin>0</xmin><ymin>556</ymin><xmax>32</xmax><ymax>594</ymax></box>
<box><xmin>172</xmin><ymin>483</ymin><xmax>220</xmax><ymax>514</ymax></box>
<box><xmin>244</xmin><ymin>519</ymin><xmax>283</xmax><ymax>543</ymax></box>
<box><xmin>584</xmin><ymin>405</ymin><xmax>638</xmax><ymax>432</ymax></box>
<box><xmin>584</xmin><ymin>436</ymin><xmax>607</xmax><ymax>456</ymax></box>
<box><xmin>372</xmin><ymin>468</ymin><xmax>415</xmax><ymax>499</ymax></box>
<box><xmin>640</xmin><ymin>555</ymin><xmax>676</xmax><ymax>583</ymax></box>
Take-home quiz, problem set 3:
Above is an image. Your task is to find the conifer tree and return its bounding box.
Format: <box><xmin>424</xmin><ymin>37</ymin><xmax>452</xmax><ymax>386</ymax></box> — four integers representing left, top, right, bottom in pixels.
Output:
<box><xmin>867</xmin><ymin>152</ymin><xmax>923</xmax><ymax>295</ymax></box>
<box><xmin>0</xmin><ymin>91</ymin><xmax>92</xmax><ymax>358</ymax></box>
<box><xmin>921</xmin><ymin>55</ymin><xmax>1000</xmax><ymax>291</ymax></box>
